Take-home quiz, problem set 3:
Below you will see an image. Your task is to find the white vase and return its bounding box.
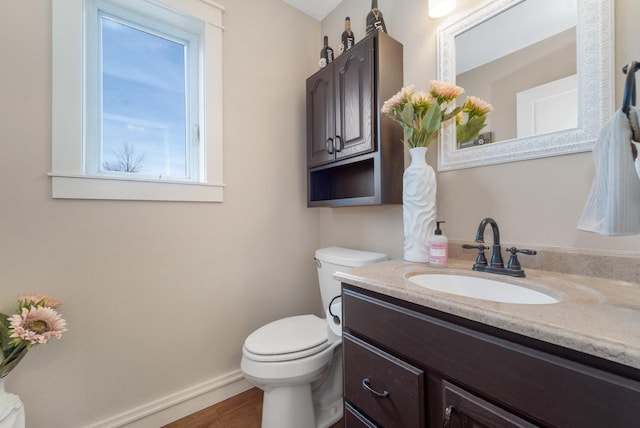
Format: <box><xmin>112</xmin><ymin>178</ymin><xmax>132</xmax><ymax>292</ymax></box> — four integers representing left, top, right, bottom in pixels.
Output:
<box><xmin>0</xmin><ymin>379</ymin><xmax>25</xmax><ymax>428</ymax></box>
<box><xmin>403</xmin><ymin>147</ymin><xmax>437</xmax><ymax>262</ymax></box>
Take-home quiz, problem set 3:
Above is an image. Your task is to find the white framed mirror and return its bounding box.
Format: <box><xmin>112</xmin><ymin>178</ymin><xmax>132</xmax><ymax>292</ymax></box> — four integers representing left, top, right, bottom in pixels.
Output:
<box><xmin>436</xmin><ymin>0</ymin><xmax>613</xmax><ymax>171</ymax></box>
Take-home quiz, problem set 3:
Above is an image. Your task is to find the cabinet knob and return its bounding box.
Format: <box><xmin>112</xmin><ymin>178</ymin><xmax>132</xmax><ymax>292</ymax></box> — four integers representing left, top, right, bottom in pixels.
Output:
<box><xmin>361</xmin><ymin>378</ymin><xmax>390</xmax><ymax>399</ymax></box>
<box><xmin>326</xmin><ymin>138</ymin><xmax>334</xmax><ymax>154</ymax></box>
<box><xmin>443</xmin><ymin>405</ymin><xmax>455</xmax><ymax>428</ymax></box>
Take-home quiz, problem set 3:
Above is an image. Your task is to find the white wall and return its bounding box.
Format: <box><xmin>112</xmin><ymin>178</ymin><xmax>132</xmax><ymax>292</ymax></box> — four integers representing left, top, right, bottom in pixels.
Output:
<box><xmin>320</xmin><ymin>0</ymin><xmax>640</xmax><ymax>257</ymax></box>
<box><xmin>0</xmin><ymin>0</ymin><xmax>321</xmax><ymax>426</ymax></box>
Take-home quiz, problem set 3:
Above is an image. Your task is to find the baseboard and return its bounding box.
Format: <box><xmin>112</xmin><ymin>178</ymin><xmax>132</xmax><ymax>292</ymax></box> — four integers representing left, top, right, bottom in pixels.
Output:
<box><xmin>86</xmin><ymin>370</ymin><xmax>253</xmax><ymax>428</ymax></box>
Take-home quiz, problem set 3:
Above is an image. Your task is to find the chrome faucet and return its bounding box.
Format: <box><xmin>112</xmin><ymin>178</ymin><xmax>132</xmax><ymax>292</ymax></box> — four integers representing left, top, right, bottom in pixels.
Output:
<box><xmin>463</xmin><ymin>217</ymin><xmax>536</xmax><ymax>277</ymax></box>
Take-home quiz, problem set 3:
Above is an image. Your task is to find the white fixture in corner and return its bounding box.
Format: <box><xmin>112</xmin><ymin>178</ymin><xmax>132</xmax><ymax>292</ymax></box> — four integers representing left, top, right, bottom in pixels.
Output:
<box><xmin>429</xmin><ymin>0</ymin><xmax>457</xmax><ymax>18</ymax></box>
<box><xmin>241</xmin><ymin>247</ymin><xmax>388</xmax><ymax>428</ymax></box>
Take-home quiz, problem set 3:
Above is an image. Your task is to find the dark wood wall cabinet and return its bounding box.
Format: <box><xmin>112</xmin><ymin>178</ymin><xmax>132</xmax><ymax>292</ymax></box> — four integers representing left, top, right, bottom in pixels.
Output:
<box><xmin>342</xmin><ymin>285</ymin><xmax>640</xmax><ymax>428</ymax></box>
<box><xmin>306</xmin><ymin>30</ymin><xmax>403</xmax><ymax>207</ymax></box>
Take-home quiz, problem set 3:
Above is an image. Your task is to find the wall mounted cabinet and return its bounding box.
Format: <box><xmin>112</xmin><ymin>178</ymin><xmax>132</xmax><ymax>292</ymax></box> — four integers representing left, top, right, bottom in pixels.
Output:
<box><xmin>342</xmin><ymin>285</ymin><xmax>640</xmax><ymax>427</ymax></box>
<box><xmin>306</xmin><ymin>30</ymin><xmax>403</xmax><ymax>207</ymax></box>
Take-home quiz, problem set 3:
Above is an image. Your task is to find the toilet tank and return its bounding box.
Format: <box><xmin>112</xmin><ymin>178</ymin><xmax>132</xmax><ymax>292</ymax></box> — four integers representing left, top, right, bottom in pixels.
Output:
<box><xmin>314</xmin><ymin>247</ymin><xmax>388</xmax><ymax>315</ymax></box>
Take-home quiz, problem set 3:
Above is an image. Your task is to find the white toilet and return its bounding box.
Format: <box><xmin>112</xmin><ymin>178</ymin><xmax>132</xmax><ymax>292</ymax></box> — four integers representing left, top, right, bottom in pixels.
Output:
<box><xmin>241</xmin><ymin>247</ymin><xmax>388</xmax><ymax>428</ymax></box>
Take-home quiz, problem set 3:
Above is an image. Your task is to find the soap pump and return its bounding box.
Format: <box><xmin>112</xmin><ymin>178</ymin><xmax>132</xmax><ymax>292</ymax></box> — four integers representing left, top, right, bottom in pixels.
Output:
<box><xmin>429</xmin><ymin>221</ymin><xmax>448</xmax><ymax>267</ymax></box>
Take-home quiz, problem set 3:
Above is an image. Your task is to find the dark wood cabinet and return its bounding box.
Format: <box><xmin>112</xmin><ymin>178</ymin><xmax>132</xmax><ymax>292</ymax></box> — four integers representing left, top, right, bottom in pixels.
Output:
<box><xmin>342</xmin><ymin>285</ymin><xmax>640</xmax><ymax>428</ymax></box>
<box><xmin>307</xmin><ymin>37</ymin><xmax>373</xmax><ymax>168</ymax></box>
<box><xmin>306</xmin><ymin>30</ymin><xmax>403</xmax><ymax>207</ymax></box>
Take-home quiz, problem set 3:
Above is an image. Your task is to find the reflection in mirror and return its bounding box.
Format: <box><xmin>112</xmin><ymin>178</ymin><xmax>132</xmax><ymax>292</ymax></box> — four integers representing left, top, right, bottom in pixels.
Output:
<box><xmin>457</xmin><ymin>0</ymin><xmax>576</xmax><ymax>143</ymax></box>
<box><xmin>437</xmin><ymin>0</ymin><xmax>613</xmax><ymax>171</ymax></box>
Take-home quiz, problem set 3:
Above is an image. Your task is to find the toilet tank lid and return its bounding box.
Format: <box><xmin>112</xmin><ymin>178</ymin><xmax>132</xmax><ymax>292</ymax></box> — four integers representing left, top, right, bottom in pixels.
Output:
<box><xmin>315</xmin><ymin>247</ymin><xmax>388</xmax><ymax>267</ymax></box>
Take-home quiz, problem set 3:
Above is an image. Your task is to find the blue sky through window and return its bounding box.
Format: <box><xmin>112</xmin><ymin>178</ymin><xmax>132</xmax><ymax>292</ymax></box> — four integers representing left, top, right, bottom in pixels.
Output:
<box><xmin>101</xmin><ymin>16</ymin><xmax>188</xmax><ymax>178</ymax></box>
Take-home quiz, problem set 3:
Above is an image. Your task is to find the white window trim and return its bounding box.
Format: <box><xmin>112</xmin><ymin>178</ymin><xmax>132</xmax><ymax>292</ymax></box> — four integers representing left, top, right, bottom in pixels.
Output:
<box><xmin>51</xmin><ymin>0</ymin><xmax>225</xmax><ymax>202</ymax></box>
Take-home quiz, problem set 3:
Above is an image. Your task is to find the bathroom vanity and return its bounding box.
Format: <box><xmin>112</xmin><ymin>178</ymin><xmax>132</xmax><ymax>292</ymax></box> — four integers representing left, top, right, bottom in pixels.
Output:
<box><xmin>337</xmin><ymin>260</ymin><xmax>640</xmax><ymax>427</ymax></box>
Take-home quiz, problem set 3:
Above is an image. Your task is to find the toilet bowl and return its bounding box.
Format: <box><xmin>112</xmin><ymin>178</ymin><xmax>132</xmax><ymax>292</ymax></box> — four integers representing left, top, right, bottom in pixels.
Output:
<box><xmin>240</xmin><ymin>247</ymin><xmax>387</xmax><ymax>428</ymax></box>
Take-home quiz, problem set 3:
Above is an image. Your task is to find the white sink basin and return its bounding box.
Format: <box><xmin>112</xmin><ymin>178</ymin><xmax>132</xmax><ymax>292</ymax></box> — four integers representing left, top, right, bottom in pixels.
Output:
<box><xmin>407</xmin><ymin>274</ymin><xmax>559</xmax><ymax>305</ymax></box>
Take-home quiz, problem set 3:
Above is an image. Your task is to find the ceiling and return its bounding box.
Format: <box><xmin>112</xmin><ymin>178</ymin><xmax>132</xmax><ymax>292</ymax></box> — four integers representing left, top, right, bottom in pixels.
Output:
<box><xmin>281</xmin><ymin>0</ymin><xmax>343</xmax><ymax>21</ymax></box>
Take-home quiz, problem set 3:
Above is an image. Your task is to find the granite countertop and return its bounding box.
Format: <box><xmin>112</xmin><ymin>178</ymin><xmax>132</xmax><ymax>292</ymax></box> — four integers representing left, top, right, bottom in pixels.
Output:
<box><xmin>335</xmin><ymin>259</ymin><xmax>640</xmax><ymax>370</ymax></box>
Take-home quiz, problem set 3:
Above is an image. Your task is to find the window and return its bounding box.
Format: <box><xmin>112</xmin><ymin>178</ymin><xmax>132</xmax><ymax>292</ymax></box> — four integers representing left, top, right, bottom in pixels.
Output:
<box><xmin>51</xmin><ymin>0</ymin><xmax>224</xmax><ymax>202</ymax></box>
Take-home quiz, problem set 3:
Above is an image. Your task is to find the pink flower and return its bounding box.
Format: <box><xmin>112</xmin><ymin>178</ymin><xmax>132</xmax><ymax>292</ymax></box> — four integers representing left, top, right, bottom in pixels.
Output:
<box><xmin>8</xmin><ymin>306</ymin><xmax>67</xmax><ymax>345</ymax></box>
<box><xmin>429</xmin><ymin>80</ymin><xmax>464</xmax><ymax>102</ymax></box>
<box><xmin>17</xmin><ymin>293</ymin><xmax>62</xmax><ymax>309</ymax></box>
<box><xmin>381</xmin><ymin>85</ymin><xmax>414</xmax><ymax>114</ymax></box>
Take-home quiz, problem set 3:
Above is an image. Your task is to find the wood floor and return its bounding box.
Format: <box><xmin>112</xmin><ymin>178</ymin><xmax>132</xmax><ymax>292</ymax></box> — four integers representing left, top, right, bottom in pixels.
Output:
<box><xmin>162</xmin><ymin>388</ymin><xmax>345</xmax><ymax>428</ymax></box>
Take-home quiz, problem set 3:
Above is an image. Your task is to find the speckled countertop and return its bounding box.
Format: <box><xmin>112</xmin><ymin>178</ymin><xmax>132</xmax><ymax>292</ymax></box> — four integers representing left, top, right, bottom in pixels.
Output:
<box><xmin>335</xmin><ymin>259</ymin><xmax>640</xmax><ymax>370</ymax></box>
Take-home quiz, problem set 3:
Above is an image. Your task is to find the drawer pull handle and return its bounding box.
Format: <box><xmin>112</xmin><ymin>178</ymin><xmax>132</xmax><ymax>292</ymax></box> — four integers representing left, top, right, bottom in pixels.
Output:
<box><xmin>443</xmin><ymin>405</ymin><xmax>454</xmax><ymax>428</ymax></box>
<box><xmin>362</xmin><ymin>378</ymin><xmax>389</xmax><ymax>399</ymax></box>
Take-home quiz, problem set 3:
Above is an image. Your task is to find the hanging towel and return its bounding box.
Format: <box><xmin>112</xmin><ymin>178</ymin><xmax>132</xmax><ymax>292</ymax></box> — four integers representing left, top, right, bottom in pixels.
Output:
<box><xmin>577</xmin><ymin>109</ymin><xmax>640</xmax><ymax>236</ymax></box>
<box><xmin>629</xmin><ymin>106</ymin><xmax>640</xmax><ymax>141</ymax></box>
<box><xmin>631</xmin><ymin>107</ymin><xmax>640</xmax><ymax>177</ymax></box>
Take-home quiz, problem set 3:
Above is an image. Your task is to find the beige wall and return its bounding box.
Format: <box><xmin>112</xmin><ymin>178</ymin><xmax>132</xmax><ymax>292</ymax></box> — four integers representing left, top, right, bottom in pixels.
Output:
<box><xmin>0</xmin><ymin>0</ymin><xmax>321</xmax><ymax>426</ymax></box>
<box><xmin>320</xmin><ymin>0</ymin><xmax>640</xmax><ymax>257</ymax></box>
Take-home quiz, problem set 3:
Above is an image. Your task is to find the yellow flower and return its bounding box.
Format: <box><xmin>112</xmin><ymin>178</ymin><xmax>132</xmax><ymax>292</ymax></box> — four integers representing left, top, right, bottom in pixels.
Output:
<box><xmin>463</xmin><ymin>96</ymin><xmax>493</xmax><ymax>116</ymax></box>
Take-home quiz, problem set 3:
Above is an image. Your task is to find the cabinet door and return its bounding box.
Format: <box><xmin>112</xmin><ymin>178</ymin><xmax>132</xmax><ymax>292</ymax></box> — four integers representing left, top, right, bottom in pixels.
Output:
<box><xmin>307</xmin><ymin>66</ymin><xmax>335</xmax><ymax>167</ymax></box>
<box><xmin>334</xmin><ymin>37</ymin><xmax>374</xmax><ymax>162</ymax></box>
<box><xmin>442</xmin><ymin>381</ymin><xmax>539</xmax><ymax>428</ymax></box>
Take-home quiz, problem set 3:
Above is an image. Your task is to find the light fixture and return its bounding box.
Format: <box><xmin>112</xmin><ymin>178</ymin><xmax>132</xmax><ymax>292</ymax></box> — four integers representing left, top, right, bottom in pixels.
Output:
<box><xmin>429</xmin><ymin>0</ymin><xmax>457</xmax><ymax>18</ymax></box>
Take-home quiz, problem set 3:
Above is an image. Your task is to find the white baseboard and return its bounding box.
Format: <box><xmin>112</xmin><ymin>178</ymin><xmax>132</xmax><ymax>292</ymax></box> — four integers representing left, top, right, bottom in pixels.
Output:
<box><xmin>86</xmin><ymin>370</ymin><xmax>253</xmax><ymax>428</ymax></box>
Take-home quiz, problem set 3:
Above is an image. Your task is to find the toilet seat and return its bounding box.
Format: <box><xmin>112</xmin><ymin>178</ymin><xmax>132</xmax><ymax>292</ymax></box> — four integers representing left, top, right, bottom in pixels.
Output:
<box><xmin>243</xmin><ymin>315</ymin><xmax>330</xmax><ymax>362</ymax></box>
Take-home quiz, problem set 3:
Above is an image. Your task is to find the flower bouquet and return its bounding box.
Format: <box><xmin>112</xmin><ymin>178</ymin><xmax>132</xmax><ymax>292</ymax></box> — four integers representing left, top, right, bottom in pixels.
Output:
<box><xmin>0</xmin><ymin>294</ymin><xmax>67</xmax><ymax>379</ymax></box>
<box><xmin>381</xmin><ymin>81</ymin><xmax>492</xmax><ymax>148</ymax></box>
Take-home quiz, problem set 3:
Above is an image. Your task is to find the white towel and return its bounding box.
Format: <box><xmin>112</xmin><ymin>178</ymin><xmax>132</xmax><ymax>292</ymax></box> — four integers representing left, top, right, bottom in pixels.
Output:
<box><xmin>629</xmin><ymin>106</ymin><xmax>640</xmax><ymax>141</ymax></box>
<box><xmin>577</xmin><ymin>109</ymin><xmax>640</xmax><ymax>236</ymax></box>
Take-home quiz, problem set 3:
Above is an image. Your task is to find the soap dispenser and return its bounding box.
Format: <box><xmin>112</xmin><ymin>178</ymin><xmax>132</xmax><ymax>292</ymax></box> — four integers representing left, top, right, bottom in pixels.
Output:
<box><xmin>429</xmin><ymin>221</ymin><xmax>448</xmax><ymax>267</ymax></box>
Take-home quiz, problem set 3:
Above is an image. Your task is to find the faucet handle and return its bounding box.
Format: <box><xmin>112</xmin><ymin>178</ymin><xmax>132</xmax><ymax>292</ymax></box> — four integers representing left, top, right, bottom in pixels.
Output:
<box><xmin>505</xmin><ymin>247</ymin><xmax>537</xmax><ymax>271</ymax></box>
<box><xmin>462</xmin><ymin>243</ymin><xmax>487</xmax><ymax>251</ymax></box>
<box><xmin>506</xmin><ymin>247</ymin><xmax>537</xmax><ymax>256</ymax></box>
<box><xmin>462</xmin><ymin>244</ymin><xmax>488</xmax><ymax>267</ymax></box>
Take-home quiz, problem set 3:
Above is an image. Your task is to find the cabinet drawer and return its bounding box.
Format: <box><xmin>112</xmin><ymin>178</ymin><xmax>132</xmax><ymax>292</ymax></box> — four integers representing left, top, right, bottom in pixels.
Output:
<box><xmin>344</xmin><ymin>332</ymin><xmax>424</xmax><ymax>427</ymax></box>
<box><xmin>345</xmin><ymin>402</ymin><xmax>378</xmax><ymax>428</ymax></box>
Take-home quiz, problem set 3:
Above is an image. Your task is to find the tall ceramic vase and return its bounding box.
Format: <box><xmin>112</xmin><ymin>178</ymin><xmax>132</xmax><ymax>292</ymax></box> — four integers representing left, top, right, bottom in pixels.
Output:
<box><xmin>403</xmin><ymin>147</ymin><xmax>437</xmax><ymax>262</ymax></box>
<box><xmin>0</xmin><ymin>378</ymin><xmax>25</xmax><ymax>428</ymax></box>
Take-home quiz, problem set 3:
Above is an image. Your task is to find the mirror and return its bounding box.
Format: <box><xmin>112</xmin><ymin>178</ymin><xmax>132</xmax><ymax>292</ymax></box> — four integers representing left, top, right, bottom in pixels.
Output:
<box><xmin>437</xmin><ymin>0</ymin><xmax>613</xmax><ymax>171</ymax></box>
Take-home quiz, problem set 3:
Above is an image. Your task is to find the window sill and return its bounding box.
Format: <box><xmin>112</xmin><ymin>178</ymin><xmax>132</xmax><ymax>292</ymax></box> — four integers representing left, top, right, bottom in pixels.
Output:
<box><xmin>49</xmin><ymin>173</ymin><xmax>224</xmax><ymax>202</ymax></box>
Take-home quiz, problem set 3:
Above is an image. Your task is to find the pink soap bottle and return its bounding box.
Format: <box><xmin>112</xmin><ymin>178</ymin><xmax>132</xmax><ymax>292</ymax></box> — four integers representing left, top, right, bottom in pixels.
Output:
<box><xmin>429</xmin><ymin>221</ymin><xmax>448</xmax><ymax>267</ymax></box>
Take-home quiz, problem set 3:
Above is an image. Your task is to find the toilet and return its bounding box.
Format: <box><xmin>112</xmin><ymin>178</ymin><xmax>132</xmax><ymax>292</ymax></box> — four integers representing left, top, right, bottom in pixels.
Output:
<box><xmin>240</xmin><ymin>247</ymin><xmax>388</xmax><ymax>428</ymax></box>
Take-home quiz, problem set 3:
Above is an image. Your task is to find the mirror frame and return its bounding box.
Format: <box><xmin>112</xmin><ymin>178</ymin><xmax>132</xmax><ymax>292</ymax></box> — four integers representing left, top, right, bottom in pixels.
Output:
<box><xmin>436</xmin><ymin>0</ymin><xmax>613</xmax><ymax>171</ymax></box>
